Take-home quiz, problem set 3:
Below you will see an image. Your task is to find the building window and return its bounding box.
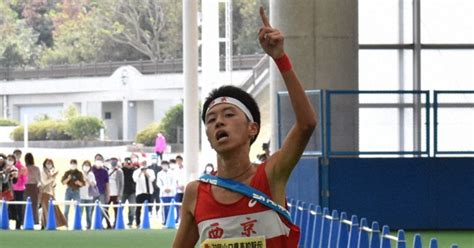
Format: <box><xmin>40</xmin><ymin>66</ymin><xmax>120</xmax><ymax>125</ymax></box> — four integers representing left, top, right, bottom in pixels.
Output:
<box><xmin>105</xmin><ymin>112</ymin><xmax>112</xmax><ymax>120</ymax></box>
<box><xmin>359</xmin><ymin>0</ymin><xmax>474</xmax><ymax>156</ymax></box>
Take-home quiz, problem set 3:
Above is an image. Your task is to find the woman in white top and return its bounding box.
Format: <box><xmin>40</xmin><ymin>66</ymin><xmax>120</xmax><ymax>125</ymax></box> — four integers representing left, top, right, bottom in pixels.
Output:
<box><xmin>79</xmin><ymin>160</ymin><xmax>97</xmax><ymax>230</ymax></box>
<box><xmin>156</xmin><ymin>161</ymin><xmax>176</xmax><ymax>225</ymax></box>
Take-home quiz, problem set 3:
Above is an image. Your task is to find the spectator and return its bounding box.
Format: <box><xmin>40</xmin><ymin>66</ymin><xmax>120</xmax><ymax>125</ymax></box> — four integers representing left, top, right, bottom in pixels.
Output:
<box><xmin>148</xmin><ymin>154</ymin><xmax>162</xmax><ymax>216</ymax></box>
<box><xmin>174</xmin><ymin>155</ymin><xmax>186</xmax><ymax>223</ymax></box>
<box><xmin>121</xmin><ymin>157</ymin><xmax>137</xmax><ymax>228</ymax></box>
<box><xmin>0</xmin><ymin>153</ymin><xmax>17</xmax><ymax>207</ymax></box>
<box><xmin>91</xmin><ymin>153</ymin><xmax>111</xmax><ymax>229</ymax></box>
<box><xmin>203</xmin><ymin>163</ymin><xmax>215</xmax><ymax>175</ymax></box>
<box><xmin>79</xmin><ymin>160</ymin><xmax>96</xmax><ymax>230</ymax></box>
<box><xmin>11</xmin><ymin>151</ymin><xmax>27</xmax><ymax>230</ymax></box>
<box><xmin>156</xmin><ymin>160</ymin><xmax>175</xmax><ymax>225</ymax></box>
<box><xmin>40</xmin><ymin>158</ymin><xmax>67</xmax><ymax>229</ymax></box>
<box><xmin>154</xmin><ymin>132</ymin><xmax>167</xmax><ymax>161</ymax></box>
<box><xmin>61</xmin><ymin>159</ymin><xmax>85</xmax><ymax>225</ymax></box>
<box><xmin>24</xmin><ymin>153</ymin><xmax>41</xmax><ymax>225</ymax></box>
<box><xmin>107</xmin><ymin>157</ymin><xmax>124</xmax><ymax>228</ymax></box>
<box><xmin>132</xmin><ymin>160</ymin><xmax>155</xmax><ymax>228</ymax></box>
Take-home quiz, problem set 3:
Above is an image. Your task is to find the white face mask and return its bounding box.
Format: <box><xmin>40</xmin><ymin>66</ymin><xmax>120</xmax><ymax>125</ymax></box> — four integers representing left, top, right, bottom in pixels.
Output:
<box><xmin>205</xmin><ymin>167</ymin><xmax>213</xmax><ymax>173</ymax></box>
<box><xmin>151</xmin><ymin>159</ymin><xmax>158</xmax><ymax>164</ymax></box>
<box><xmin>131</xmin><ymin>158</ymin><xmax>139</xmax><ymax>163</ymax></box>
<box><xmin>46</xmin><ymin>164</ymin><xmax>53</xmax><ymax>170</ymax></box>
<box><xmin>83</xmin><ymin>165</ymin><xmax>91</xmax><ymax>172</ymax></box>
<box><xmin>95</xmin><ymin>161</ymin><xmax>103</xmax><ymax>168</ymax></box>
<box><xmin>70</xmin><ymin>163</ymin><xmax>77</xmax><ymax>170</ymax></box>
<box><xmin>170</xmin><ymin>163</ymin><xmax>177</xmax><ymax>170</ymax></box>
<box><xmin>6</xmin><ymin>160</ymin><xmax>14</xmax><ymax>166</ymax></box>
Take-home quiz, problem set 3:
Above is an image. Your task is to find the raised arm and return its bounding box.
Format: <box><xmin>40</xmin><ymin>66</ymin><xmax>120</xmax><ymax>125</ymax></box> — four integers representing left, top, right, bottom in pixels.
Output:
<box><xmin>258</xmin><ymin>7</ymin><xmax>317</xmax><ymax>185</ymax></box>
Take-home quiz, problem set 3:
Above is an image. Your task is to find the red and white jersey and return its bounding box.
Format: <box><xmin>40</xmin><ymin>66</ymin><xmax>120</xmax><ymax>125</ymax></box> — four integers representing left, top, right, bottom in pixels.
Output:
<box><xmin>194</xmin><ymin>162</ymin><xmax>300</xmax><ymax>247</ymax></box>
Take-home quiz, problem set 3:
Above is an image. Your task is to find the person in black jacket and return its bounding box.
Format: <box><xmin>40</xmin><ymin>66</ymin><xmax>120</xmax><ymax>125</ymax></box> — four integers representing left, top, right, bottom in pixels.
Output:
<box><xmin>121</xmin><ymin>157</ymin><xmax>137</xmax><ymax>228</ymax></box>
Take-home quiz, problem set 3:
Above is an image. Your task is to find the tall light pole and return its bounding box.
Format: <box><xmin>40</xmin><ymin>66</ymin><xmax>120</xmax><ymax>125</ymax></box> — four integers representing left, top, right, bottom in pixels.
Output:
<box><xmin>183</xmin><ymin>0</ymin><xmax>199</xmax><ymax>181</ymax></box>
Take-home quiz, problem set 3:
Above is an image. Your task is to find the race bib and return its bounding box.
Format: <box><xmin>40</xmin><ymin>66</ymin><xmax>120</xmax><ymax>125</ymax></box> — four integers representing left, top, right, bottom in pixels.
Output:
<box><xmin>201</xmin><ymin>236</ymin><xmax>266</xmax><ymax>248</ymax></box>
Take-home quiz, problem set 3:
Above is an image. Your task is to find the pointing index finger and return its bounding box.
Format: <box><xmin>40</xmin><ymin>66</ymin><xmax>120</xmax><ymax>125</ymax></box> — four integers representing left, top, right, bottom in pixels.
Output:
<box><xmin>259</xmin><ymin>6</ymin><xmax>271</xmax><ymax>28</ymax></box>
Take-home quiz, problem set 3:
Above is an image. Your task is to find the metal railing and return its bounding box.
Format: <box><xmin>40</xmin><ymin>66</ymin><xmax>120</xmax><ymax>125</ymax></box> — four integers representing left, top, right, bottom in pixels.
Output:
<box><xmin>433</xmin><ymin>90</ymin><xmax>474</xmax><ymax>156</ymax></box>
<box><xmin>0</xmin><ymin>54</ymin><xmax>264</xmax><ymax>81</ymax></box>
<box><xmin>325</xmin><ymin>90</ymin><xmax>430</xmax><ymax>157</ymax></box>
<box><xmin>240</xmin><ymin>55</ymin><xmax>270</xmax><ymax>94</ymax></box>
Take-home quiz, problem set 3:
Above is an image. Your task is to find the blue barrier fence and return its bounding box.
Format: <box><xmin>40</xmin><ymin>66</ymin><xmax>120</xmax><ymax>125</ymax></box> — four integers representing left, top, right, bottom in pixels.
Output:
<box><xmin>288</xmin><ymin>199</ymin><xmax>459</xmax><ymax>248</ymax></box>
<box><xmin>0</xmin><ymin>198</ymin><xmax>179</xmax><ymax>231</ymax></box>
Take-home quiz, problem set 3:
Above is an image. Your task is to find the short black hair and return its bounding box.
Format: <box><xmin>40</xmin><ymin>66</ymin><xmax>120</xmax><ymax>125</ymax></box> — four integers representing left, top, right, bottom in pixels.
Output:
<box><xmin>161</xmin><ymin>160</ymin><xmax>169</xmax><ymax>165</ymax></box>
<box><xmin>70</xmin><ymin>159</ymin><xmax>78</xmax><ymax>164</ymax></box>
<box><xmin>13</xmin><ymin>149</ymin><xmax>22</xmax><ymax>154</ymax></box>
<box><xmin>176</xmin><ymin>155</ymin><xmax>183</xmax><ymax>160</ymax></box>
<box><xmin>94</xmin><ymin>153</ymin><xmax>103</xmax><ymax>160</ymax></box>
<box><xmin>202</xmin><ymin>85</ymin><xmax>261</xmax><ymax>144</ymax></box>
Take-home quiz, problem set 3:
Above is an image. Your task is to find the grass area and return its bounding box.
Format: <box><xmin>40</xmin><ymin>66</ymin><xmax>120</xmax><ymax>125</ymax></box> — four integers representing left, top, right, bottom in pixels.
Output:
<box><xmin>0</xmin><ymin>229</ymin><xmax>177</xmax><ymax>248</ymax></box>
<box><xmin>405</xmin><ymin>231</ymin><xmax>474</xmax><ymax>248</ymax></box>
<box><xmin>0</xmin><ymin>227</ymin><xmax>473</xmax><ymax>248</ymax></box>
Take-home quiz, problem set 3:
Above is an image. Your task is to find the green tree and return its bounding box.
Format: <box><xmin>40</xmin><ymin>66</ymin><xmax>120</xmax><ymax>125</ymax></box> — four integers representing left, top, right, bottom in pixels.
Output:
<box><xmin>39</xmin><ymin>0</ymin><xmax>104</xmax><ymax>65</ymax></box>
<box><xmin>66</xmin><ymin>116</ymin><xmax>104</xmax><ymax>140</ymax></box>
<box><xmin>97</xmin><ymin>0</ymin><xmax>182</xmax><ymax>61</ymax></box>
<box><xmin>135</xmin><ymin>103</ymin><xmax>184</xmax><ymax>146</ymax></box>
<box><xmin>62</xmin><ymin>104</ymin><xmax>79</xmax><ymax>120</ymax></box>
<box><xmin>160</xmin><ymin>104</ymin><xmax>183</xmax><ymax>144</ymax></box>
<box><xmin>0</xmin><ymin>1</ymin><xmax>41</xmax><ymax>67</ymax></box>
<box><xmin>233</xmin><ymin>0</ymin><xmax>268</xmax><ymax>55</ymax></box>
<box><xmin>11</xmin><ymin>0</ymin><xmax>59</xmax><ymax>47</ymax></box>
<box><xmin>135</xmin><ymin>122</ymin><xmax>161</xmax><ymax>146</ymax></box>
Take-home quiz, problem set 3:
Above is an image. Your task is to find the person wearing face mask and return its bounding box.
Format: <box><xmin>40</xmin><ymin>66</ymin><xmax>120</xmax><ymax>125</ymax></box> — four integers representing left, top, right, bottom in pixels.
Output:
<box><xmin>0</xmin><ymin>154</ymin><xmax>17</xmax><ymax>197</ymax></box>
<box><xmin>121</xmin><ymin>157</ymin><xmax>137</xmax><ymax>228</ymax></box>
<box><xmin>106</xmin><ymin>158</ymin><xmax>124</xmax><ymax>228</ymax></box>
<box><xmin>61</xmin><ymin>159</ymin><xmax>85</xmax><ymax>226</ymax></box>
<box><xmin>148</xmin><ymin>154</ymin><xmax>162</xmax><ymax>216</ymax></box>
<box><xmin>5</xmin><ymin>153</ymin><xmax>23</xmax><ymax>229</ymax></box>
<box><xmin>40</xmin><ymin>158</ymin><xmax>67</xmax><ymax>229</ymax></box>
<box><xmin>202</xmin><ymin>163</ymin><xmax>215</xmax><ymax>175</ymax></box>
<box><xmin>10</xmin><ymin>150</ymin><xmax>28</xmax><ymax>230</ymax></box>
<box><xmin>0</xmin><ymin>154</ymin><xmax>18</xmax><ymax>212</ymax></box>
<box><xmin>132</xmin><ymin>160</ymin><xmax>155</xmax><ymax>228</ymax></box>
<box><xmin>91</xmin><ymin>153</ymin><xmax>110</xmax><ymax>229</ymax></box>
<box><xmin>79</xmin><ymin>160</ymin><xmax>97</xmax><ymax>229</ymax></box>
<box><xmin>156</xmin><ymin>160</ymin><xmax>175</xmax><ymax>225</ymax></box>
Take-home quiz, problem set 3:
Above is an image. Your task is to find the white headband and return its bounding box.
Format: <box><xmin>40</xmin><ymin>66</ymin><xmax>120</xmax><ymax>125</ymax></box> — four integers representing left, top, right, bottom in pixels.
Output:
<box><xmin>206</xmin><ymin>96</ymin><xmax>254</xmax><ymax>123</ymax></box>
